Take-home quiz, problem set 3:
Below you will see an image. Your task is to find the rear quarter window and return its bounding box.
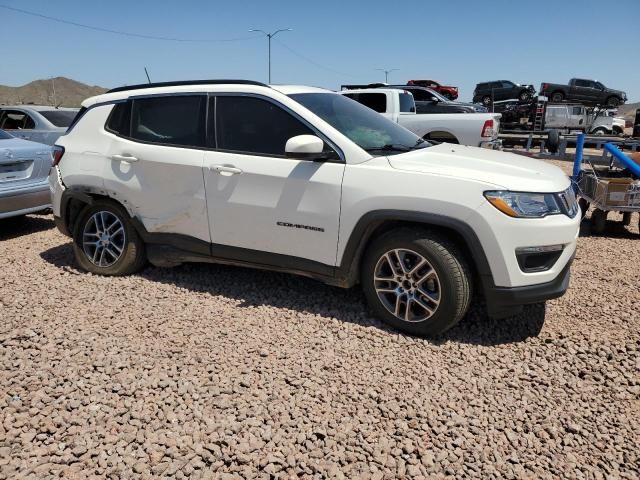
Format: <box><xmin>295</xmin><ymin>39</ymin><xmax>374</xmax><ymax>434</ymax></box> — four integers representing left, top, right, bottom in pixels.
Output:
<box><xmin>105</xmin><ymin>102</ymin><xmax>132</xmax><ymax>136</ymax></box>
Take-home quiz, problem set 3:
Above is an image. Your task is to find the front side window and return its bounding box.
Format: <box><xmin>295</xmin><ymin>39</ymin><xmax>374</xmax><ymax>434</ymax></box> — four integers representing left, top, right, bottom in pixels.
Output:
<box><xmin>575</xmin><ymin>79</ymin><xmax>589</xmax><ymax>87</ymax></box>
<box><xmin>131</xmin><ymin>95</ymin><xmax>206</xmax><ymax>147</ymax></box>
<box><xmin>215</xmin><ymin>96</ymin><xmax>314</xmax><ymax>156</ymax></box>
<box><xmin>291</xmin><ymin>93</ymin><xmax>430</xmax><ymax>155</ymax></box>
<box><xmin>501</xmin><ymin>81</ymin><xmax>515</xmax><ymax>88</ymax></box>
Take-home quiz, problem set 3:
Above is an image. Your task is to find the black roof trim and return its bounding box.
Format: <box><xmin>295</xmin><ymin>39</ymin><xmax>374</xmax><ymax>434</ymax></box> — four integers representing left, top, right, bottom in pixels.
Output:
<box><xmin>107</xmin><ymin>79</ymin><xmax>268</xmax><ymax>94</ymax></box>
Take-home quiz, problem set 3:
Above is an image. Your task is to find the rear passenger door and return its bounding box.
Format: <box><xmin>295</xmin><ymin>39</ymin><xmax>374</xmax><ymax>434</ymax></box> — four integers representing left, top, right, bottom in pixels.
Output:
<box><xmin>203</xmin><ymin>94</ymin><xmax>344</xmax><ymax>267</ymax></box>
<box><xmin>101</xmin><ymin>95</ymin><xmax>211</xmax><ymax>243</ymax></box>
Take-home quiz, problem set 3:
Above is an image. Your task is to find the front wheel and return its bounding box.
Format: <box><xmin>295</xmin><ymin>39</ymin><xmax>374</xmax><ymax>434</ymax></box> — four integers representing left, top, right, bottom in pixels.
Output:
<box><xmin>606</xmin><ymin>96</ymin><xmax>620</xmax><ymax>107</ymax></box>
<box><xmin>361</xmin><ymin>229</ymin><xmax>472</xmax><ymax>337</ymax></box>
<box><xmin>73</xmin><ymin>200</ymin><xmax>146</xmax><ymax>276</ymax></box>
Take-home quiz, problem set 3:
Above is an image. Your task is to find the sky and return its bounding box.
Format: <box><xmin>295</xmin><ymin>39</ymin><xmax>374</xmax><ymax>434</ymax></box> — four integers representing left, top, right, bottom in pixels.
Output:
<box><xmin>2</xmin><ymin>0</ymin><xmax>639</xmax><ymax>102</ymax></box>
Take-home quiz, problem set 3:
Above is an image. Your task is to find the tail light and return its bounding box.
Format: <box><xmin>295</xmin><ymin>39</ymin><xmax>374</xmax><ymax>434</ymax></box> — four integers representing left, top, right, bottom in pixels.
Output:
<box><xmin>481</xmin><ymin>119</ymin><xmax>496</xmax><ymax>138</ymax></box>
<box><xmin>52</xmin><ymin>145</ymin><xmax>65</xmax><ymax>167</ymax></box>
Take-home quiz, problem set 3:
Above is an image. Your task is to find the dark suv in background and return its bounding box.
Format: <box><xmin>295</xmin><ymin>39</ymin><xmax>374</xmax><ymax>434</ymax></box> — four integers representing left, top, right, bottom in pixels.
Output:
<box><xmin>473</xmin><ymin>81</ymin><xmax>536</xmax><ymax>106</ymax></box>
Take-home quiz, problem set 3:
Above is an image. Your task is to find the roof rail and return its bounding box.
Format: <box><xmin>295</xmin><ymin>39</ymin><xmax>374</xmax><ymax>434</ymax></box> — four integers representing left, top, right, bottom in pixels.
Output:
<box><xmin>107</xmin><ymin>79</ymin><xmax>268</xmax><ymax>94</ymax></box>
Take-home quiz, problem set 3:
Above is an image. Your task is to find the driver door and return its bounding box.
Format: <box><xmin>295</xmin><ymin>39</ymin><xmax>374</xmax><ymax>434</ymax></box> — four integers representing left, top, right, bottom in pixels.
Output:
<box><xmin>203</xmin><ymin>95</ymin><xmax>344</xmax><ymax>267</ymax></box>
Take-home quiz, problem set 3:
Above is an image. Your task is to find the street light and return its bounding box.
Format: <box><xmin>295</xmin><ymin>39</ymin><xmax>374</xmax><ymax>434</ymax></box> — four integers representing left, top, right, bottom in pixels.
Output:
<box><xmin>249</xmin><ymin>28</ymin><xmax>292</xmax><ymax>84</ymax></box>
<box><xmin>376</xmin><ymin>68</ymin><xmax>399</xmax><ymax>83</ymax></box>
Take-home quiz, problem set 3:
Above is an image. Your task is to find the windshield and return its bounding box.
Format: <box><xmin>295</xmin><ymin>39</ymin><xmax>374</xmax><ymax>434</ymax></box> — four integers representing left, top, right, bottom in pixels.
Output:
<box><xmin>39</xmin><ymin>110</ymin><xmax>77</xmax><ymax>127</ymax></box>
<box><xmin>289</xmin><ymin>93</ymin><xmax>430</xmax><ymax>155</ymax></box>
<box><xmin>0</xmin><ymin>129</ymin><xmax>13</xmax><ymax>140</ymax></box>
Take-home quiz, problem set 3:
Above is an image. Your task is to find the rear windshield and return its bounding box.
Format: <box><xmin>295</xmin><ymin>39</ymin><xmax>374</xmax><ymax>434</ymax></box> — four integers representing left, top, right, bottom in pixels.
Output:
<box><xmin>40</xmin><ymin>110</ymin><xmax>78</xmax><ymax>127</ymax></box>
<box><xmin>0</xmin><ymin>129</ymin><xmax>13</xmax><ymax>140</ymax></box>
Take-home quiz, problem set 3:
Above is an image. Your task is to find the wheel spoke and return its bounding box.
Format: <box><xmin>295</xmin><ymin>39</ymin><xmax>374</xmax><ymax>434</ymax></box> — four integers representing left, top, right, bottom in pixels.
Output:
<box><xmin>394</xmin><ymin>249</ymin><xmax>410</xmax><ymax>274</ymax></box>
<box><xmin>405</xmin><ymin>298</ymin><xmax>412</xmax><ymax>321</ymax></box>
<box><xmin>412</xmin><ymin>295</ymin><xmax>435</xmax><ymax>315</ymax></box>
<box><xmin>385</xmin><ymin>252</ymin><xmax>403</xmax><ymax>276</ymax></box>
<box><xmin>417</xmin><ymin>286</ymin><xmax>440</xmax><ymax>306</ymax></box>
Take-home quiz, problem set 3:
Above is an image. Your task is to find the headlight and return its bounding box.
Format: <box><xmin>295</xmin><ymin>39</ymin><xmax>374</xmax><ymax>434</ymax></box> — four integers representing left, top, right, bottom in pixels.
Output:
<box><xmin>484</xmin><ymin>190</ymin><xmax>577</xmax><ymax>218</ymax></box>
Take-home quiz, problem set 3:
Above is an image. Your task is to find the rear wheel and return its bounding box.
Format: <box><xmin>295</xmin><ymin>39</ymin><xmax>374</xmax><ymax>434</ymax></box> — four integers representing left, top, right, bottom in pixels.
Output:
<box><xmin>551</xmin><ymin>91</ymin><xmax>564</xmax><ymax>103</ymax></box>
<box><xmin>73</xmin><ymin>200</ymin><xmax>146</xmax><ymax>276</ymax></box>
<box><xmin>591</xmin><ymin>127</ymin><xmax>608</xmax><ymax>136</ymax></box>
<box><xmin>591</xmin><ymin>208</ymin><xmax>607</xmax><ymax>234</ymax></box>
<box><xmin>361</xmin><ymin>229</ymin><xmax>472</xmax><ymax>337</ymax></box>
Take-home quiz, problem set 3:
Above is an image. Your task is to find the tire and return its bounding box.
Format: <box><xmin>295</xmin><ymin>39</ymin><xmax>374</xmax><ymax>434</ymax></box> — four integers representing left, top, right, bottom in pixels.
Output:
<box><xmin>606</xmin><ymin>96</ymin><xmax>620</xmax><ymax>107</ymax></box>
<box><xmin>622</xmin><ymin>212</ymin><xmax>632</xmax><ymax>226</ymax></box>
<box><xmin>519</xmin><ymin>90</ymin><xmax>532</xmax><ymax>102</ymax></box>
<box><xmin>550</xmin><ymin>91</ymin><xmax>564</xmax><ymax>103</ymax></box>
<box><xmin>591</xmin><ymin>208</ymin><xmax>607</xmax><ymax>234</ymax></box>
<box><xmin>72</xmin><ymin>200</ymin><xmax>146</xmax><ymax>276</ymax></box>
<box><xmin>547</xmin><ymin>129</ymin><xmax>560</xmax><ymax>154</ymax></box>
<box><xmin>482</xmin><ymin>95</ymin><xmax>492</xmax><ymax>106</ymax></box>
<box><xmin>361</xmin><ymin>228</ymin><xmax>472</xmax><ymax>337</ymax></box>
<box><xmin>578</xmin><ymin>198</ymin><xmax>590</xmax><ymax>219</ymax></box>
<box><xmin>591</xmin><ymin>127</ymin><xmax>608</xmax><ymax>136</ymax></box>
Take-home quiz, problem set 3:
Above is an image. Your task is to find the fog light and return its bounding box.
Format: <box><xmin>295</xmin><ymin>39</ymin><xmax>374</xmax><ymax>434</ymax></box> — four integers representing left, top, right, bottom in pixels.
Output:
<box><xmin>516</xmin><ymin>245</ymin><xmax>564</xmax><ymax>272</ymax></box>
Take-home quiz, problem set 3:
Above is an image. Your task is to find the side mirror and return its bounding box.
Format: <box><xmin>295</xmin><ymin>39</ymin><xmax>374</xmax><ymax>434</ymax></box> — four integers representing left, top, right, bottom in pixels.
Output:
<box><xmin>285</xmin><ymin>135</ymin><xmax>325</xmax><ymax>160</ymax></box>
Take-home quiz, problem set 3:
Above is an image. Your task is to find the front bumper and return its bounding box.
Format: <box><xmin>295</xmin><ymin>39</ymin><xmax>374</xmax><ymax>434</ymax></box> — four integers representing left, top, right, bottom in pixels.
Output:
<box><xmin>0</xmin><ymin>184</ymin><xmax>51</xmax><ymax>219</ymax></box>
<box><xmin>483</xmin><ymin>251</ymin><xmax>575</xmax><ymax>318</ymax></box>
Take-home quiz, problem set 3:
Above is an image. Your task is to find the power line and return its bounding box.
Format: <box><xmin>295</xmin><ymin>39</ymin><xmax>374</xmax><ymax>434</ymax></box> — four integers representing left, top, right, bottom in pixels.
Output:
<box><xmin>273</xmin><ymin>38</ymin><xmax>359</xmax><ymax>79</ymax></box>
<box><xmin>0</xmin><ymin>4</ymin><xmax>258</xmax><ymax>43</ymax></box>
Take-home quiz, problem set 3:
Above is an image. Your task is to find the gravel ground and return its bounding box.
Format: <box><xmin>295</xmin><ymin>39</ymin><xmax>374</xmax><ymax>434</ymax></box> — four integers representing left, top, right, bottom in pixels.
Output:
<box><xmin>1</xmin><ymin>164</ymin><xmax>639</xmax><ymax>479</ymax></box>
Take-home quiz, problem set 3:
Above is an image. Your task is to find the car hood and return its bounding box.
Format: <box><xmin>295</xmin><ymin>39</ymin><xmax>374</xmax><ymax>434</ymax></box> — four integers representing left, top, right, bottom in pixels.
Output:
<box><xmin>387</xmin><ymin>143</ymin><xmax>570</xmax><ymax>192</ymax></box>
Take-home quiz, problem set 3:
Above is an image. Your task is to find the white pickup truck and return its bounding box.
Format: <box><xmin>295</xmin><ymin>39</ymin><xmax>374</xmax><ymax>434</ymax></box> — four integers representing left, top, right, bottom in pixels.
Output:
<box><xmin>340</xmin><ymin>88</ymin><xmax>501</xmax><ymax>148</ymax></box>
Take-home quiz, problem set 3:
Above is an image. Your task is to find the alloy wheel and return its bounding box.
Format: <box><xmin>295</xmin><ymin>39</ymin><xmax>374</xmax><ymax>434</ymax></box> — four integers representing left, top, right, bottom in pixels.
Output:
<box><xmin>373</xmin><ymin>248</ymin><xmax>441</xmax><ymax>323</ymax></box>
<box><xmin>82</xmin><ymin>211</ymin><xmax>126</xmax><ymax>267</ymax></box>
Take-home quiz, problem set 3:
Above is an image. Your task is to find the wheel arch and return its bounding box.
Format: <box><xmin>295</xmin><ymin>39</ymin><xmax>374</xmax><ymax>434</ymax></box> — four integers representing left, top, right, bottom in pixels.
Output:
<box><xmin>423</xmin><ymin>130</ymin><xmax>460</xmax><ymax>144</ymax></box>
<box><xmin>59</xmin><ymin>189</ymin><xmax>131</xmax><ymax>237</ymax></box>
<box><xmin>336</xmin><ymin>210</ymin><xmax>494</xmax><ymax>290</ymax></box>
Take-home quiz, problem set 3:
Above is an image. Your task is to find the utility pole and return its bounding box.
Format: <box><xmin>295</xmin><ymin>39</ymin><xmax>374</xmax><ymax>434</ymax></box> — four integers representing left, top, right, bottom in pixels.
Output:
<box><xmin>144</xmin><ymin>67</ymin><xmax>151</xmax><ymax>84</ymax></box>
<box><xmin>376</xmin><ymin>68</ymin><xmax>399</xmax><ymax>83</ymax></box>
<box><xmin>51</xmin><ymin>77</ymin><xmax>57</xmax><ymax>106</ymax></box>
<box><xmin>249</xmin><ymin>28</ymin><xmax>292</xmax><ymax>83</ymax></box>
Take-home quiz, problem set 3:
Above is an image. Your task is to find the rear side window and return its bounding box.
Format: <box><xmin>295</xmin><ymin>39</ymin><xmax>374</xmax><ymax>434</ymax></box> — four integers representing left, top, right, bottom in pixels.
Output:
<box><xmin>215</xmin><ymin>96</ymin><xmax>313</xmax><ymax>156</ymax></box>
<box><xmin>130</xmin><ymin>95</ymin><xmax>206</xmax><ymax>147</ymax></box>
<box><xmin>106</xmin><ymin>102</ymin><xmax>132</xmax><ymax>136</ymax></box>
<box><xmin>343</xmin><ymin>93</ymin><xmax>387</xmax><ymax>113</ymax></box>
<box><xmin>40</xmin><ymin>110</ymin><xmax>77</xmax><ymax>127</ymax></box>
<box><xmin>0</xmin><ymin>110</ymin><xmax>35</xmax><ymax>130</ymax></box>
<box><xmin>399</xmin><ymin>93</ymin><xmax>415</xmax><ymax>113</ymax></box>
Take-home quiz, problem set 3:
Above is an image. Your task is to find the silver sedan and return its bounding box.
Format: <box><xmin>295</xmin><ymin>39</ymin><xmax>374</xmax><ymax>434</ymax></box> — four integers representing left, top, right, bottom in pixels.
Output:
<box><xmin>0</xmin><ymin>129</ymin><xmax>52</xmax><ymax>220</ymax></box>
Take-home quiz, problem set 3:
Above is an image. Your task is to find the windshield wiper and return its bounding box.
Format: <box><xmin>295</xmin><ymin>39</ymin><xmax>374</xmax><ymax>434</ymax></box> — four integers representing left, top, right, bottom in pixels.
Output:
<box><xmin>365</xmin><ymin>143</ymin><xmax>412</xmax><ymax>153</ymax></box>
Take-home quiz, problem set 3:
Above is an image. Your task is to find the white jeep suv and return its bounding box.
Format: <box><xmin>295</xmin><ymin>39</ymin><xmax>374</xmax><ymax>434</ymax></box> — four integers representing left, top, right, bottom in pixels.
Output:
<box><xmin>50</xmin><ymin>80</ymin><xmax>580</xmax><ymax>336</ymax></box>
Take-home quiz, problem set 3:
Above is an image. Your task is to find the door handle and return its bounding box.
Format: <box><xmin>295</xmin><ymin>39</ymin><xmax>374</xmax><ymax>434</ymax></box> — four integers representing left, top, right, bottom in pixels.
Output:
<box><xmin>111</xmin><ymin>154</ymin><xmax>139</xmax><ymax>163</ymax></box>
<box><xmin>210</xmin><ymin>165</ymin><xmax>242</xmax><ymax>175</ymax></box>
